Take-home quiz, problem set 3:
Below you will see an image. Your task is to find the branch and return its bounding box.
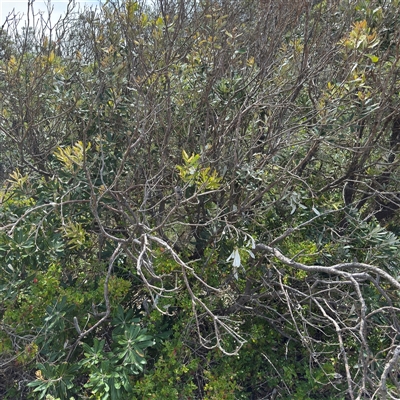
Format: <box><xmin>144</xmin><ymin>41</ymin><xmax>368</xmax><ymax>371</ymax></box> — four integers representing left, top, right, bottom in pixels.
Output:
<box><xmin>373</xmin><ymin>345</ymin><xmax>400</xmax><ymax>400</ymax></box>
<box><xmin>255</xmin><ymin>243</ymin><xmax>400</xmax><ymax>291</ymax></box>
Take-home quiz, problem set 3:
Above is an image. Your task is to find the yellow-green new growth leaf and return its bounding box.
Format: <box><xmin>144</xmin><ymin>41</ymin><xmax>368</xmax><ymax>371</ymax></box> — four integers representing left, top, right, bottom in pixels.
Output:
<box><xmin>339</xmin><ymin>20</ymin><xmax>379</xmax><ymax>51</ymax></box>
<box><xmin>155</xmin><ymin>16</ymin><xmax>164</xmax><ymax>27</ymax></box>
<box><xmin>196</xmin><ymin>167</ymin><xmax>222</xmax><ymax>191</ymax></box>
<box><xmin>54</xmin><ymin>141</ymin><xmax>91</xmax><ymax>172</ymax></box>
<box><xmin>8</xmin><ymin>168</ymin><xmax>29</xmax><ymax>189</ymax></box>
<box><xmin>177</xmin><ymin>149</ymin><xmax>222</xmax><ymax>192</ymax></box>
<box><xmin>126</xmin><ymin>1</ymin><xmax>139</xmax><ymax>21</ymax></box>
<box><xmin>365</xmin><ymin>54</ymin><xmax>379</xmax><ymax>63</ymax></box>
<box><xmin>63</xmin><ymin>222</ymin><xmax>87</xmax><ymax>249</ymax></box>
<box><xmin>181</xmin><ymin>149</ymin><xmax>200</xmax><ymax>166</ymax></box>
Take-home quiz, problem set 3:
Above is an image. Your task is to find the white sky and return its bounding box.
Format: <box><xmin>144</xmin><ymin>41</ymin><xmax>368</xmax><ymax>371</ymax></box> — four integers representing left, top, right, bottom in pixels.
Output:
<box><xmin>0</xmin><ymin>0</ymin><xmax>102</xmax><ymax>25</ymax></box>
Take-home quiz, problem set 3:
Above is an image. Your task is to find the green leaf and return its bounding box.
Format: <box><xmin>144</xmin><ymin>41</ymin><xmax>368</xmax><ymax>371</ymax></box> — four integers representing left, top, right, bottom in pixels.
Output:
<box><xmin>365</xmin><ymin>54</ymin><xmax>379</xmax><ymax>63</ymax></box>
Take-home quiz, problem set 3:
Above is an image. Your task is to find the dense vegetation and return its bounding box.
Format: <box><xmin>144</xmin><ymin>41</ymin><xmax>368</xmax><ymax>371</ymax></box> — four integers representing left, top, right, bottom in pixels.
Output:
<box><xmin>1</xmin><ymin>0</ymin><xmax>400</xmax><ymax>398</ymax></box>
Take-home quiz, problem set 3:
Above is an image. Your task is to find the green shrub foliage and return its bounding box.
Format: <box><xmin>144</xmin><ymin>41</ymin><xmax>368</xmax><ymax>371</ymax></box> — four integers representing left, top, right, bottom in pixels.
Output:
<box><xmin>1</xmin><ymin>0</ymin><xmax>400</xmax><ymax>398</ymax></box>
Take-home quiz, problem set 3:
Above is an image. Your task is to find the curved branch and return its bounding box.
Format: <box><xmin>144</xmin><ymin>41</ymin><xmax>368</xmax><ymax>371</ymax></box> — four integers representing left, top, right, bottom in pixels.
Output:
<box><xmin>255</xmin><ymin>243</ymin><xmax>400</xmax><ymax>291</ymax></box>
